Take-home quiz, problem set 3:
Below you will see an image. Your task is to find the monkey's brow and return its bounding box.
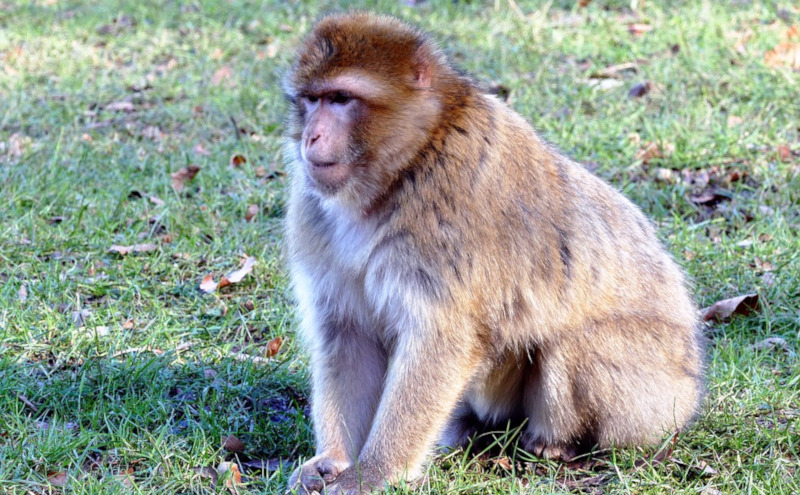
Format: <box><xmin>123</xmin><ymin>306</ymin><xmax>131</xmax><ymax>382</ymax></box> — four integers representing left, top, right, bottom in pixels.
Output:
<box><xmin>305</xmin><ymin>72</ymin><xmax>393</xmax><ymax>101</ymax></box>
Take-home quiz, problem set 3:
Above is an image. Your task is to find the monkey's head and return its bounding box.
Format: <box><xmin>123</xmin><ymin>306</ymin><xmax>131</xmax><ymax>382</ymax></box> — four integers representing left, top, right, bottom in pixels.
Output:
<box><xmin>284</xmin><ymin>13</ymin><xmax>450</xmax><ymax>209</ymax></box>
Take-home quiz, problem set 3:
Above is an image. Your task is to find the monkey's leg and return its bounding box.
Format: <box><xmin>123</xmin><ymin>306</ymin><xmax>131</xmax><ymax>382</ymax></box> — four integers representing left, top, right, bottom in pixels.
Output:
<box><xmin>289</xmin><ymin>325</ymin><xmax>387</xmax><ymax>494</ymax></box>
<box><xmin>521</xmin><ymin>319</ymin><xmax>702</xmax><ymax>460</ymax></box>
<box><xmin>327</xmin><ymin>327</ymin><xmax>480</xmax><ymax>493</ymax></box>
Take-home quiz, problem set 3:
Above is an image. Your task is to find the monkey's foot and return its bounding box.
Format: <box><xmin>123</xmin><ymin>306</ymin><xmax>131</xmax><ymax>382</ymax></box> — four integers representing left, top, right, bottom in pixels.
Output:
<box><xmin>320</xmin><ymin>465</ymin><xmax>383</xmax><ymax>495</ymax></box>
<box><xmin>287</xmin><ymin>456</ymin><xmax>351</xmax><ymax>494</ymax></box>
<box><xmin>521</xmin><ymin>433</ymin><xmax>579</xmax><ymax>462</ymax></box>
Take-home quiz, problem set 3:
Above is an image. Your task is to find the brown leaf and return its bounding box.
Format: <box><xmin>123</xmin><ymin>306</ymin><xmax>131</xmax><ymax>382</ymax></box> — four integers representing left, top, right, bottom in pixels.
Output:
<box><xmin>171</xmin><ymin>165</ymin><xmax>201</xmax><ymax>192</ymax></box>
<box><xmin>727</xmin><ymin>115</ymin><xmax>743</xmax><ymax>128</ymax></box>
<box><xmin>243</xmin><ymin>300</ymin><xmax>255</xmax><ymax>312</ymax></box>
<box><xmin>266</xmin><ymin>336</ymin><xmax>283</xmax><ymax>358</ymax></box>
<box><xmin>109</xmin><ymin>243</ymin><xmax>157</xmax><ymax>255</ymax></box>
<box><xmin>193</xmin><ymin>143</ymin><xmax>211</xmax><ymax>156</ymax></box>
<box><xmin>627</xmin><ymin>81</ymin><xmax>652</xmax><ymax>98</ymax></box>
<box><xmin>695</xmin><ymin>459</ymin><xmax>718</xmax><ymax>477</ymax></box>
<box><xmin>628</xmin><ymin>23</ymin><xmax>654</xmax><ymax>36</ymax></box>
<box><xmin>230</xmin><ymin>153</ymin><xmax>247</xmax><ymax>167</ymax></box>
<box><xmin>18</xmin><ymin>283</ymin><xmax>27</xmax><ymax>303</ymax></box>
<box><xmin>200</xmin><ymin>274</ymin><xmax>218</xmax><ymax>294</ymax></box>
<box><xmin>764</xmin><ymin>25</ymin><xmax>800</xmax><ymax>69</ymax></box>
<box><xmin>48</xmin><ymin>471</ymin><xmax>69</xmax><ymax>487</ymax></box>
<box><xmin>751</xmin><ymin>257</ymin><xmax>774</xmax><ymax>272</ymax></box>
<box><xmin>702</xmin><ymin>293</ymin><xmax>759</xmax><ymax>323</ymax></box>
<box><xmin>211</xmin><ymin>66</ymin><xmax>235</xmax><ymax>87</ymax></box>
<box><xmin>222</xmin><ymin>435</ymin><xmax>246</xmax><ymax>453</ymax></box>
<box><xmin>776</xmin><ymin>144</ymin><xmax>792</xmax><ymax>162</ymax></box>
<box><xmin>115</xmin><ymin>467</ymin><xmax>135</xmax><ymax>488</ymax></box>
<box><xmin>217</xmin><ymin>462</ymin><xmax>242</xmax><ymax>487</ymax></box>
<box><xmin>689</xmin><ymin>189</ymin><xmax>729</xmax><ymax>205</ymax></box>
<box><xmin>219</xmin><ymin>256</ymin><xmax>256</xmax><ymax>288</ymax></box>
<box><xmin>245</xmin><ymin>204</ymin><xmax>259</xmax><ymax>222</ymax></box>
<box><xmin>122</xmin><ymin>319</ymin><xmax>135</xmax><ymax>329</ymax></box>
<box><xmin>634</xmin><ymin>141</ymin><xmax>661</xmax><ymax>163</ymax></box>
<box><xmin>193</xmin><ymin>466</ymin><xmax>219</xmax><ymax>485</ymax></box>
<box><xmin>493</xmin><ymin>456</ymin><xmax>512</xmax><ymax>470</ymax></box>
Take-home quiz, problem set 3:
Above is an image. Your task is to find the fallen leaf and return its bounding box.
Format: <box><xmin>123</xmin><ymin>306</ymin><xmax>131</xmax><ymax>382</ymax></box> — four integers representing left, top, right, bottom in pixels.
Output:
<box><xmin>219</xmin><ymin>256</ymin><xmax>256</xmax><ymax>287</ymax></box>
<box><xmin>689</xmin><ymin>189</ymin><xmax>730</xmax><ymax>205</ymax></box>
<box><xmin>142</xmin><ymin>125</ymin><xmax>162</xmax><ymax>141</ymax></box>
<box><xmin>222</xmin><ymin>435</ymin><xmax>246</xmax><ymax>453</ymax></box>
<box><xmin>109</xmin><ymin>243</ymin><xmax>158</xmax><ymax>255</ymax></box>
<box><xmin>776</xmin><ymin>145</ymin><xmax>792</xmax><ymax>162</ymax></box>
<box><xmin>634</xmin><ymin>141</ymin><xmax>661</xmax><ymax>163</ymax></box>
<box><xmin>764</xmin><ymin>25</ymin><xmax>800</xmax><ymax>69</ymax></box>
<box><xmin>702</xmin><ymin>293</ymin><xmax>759</xmax><ymax>323</ymax></box>
<box><xmin>211</xmin><ymin>66</ymin><xmax>235</xmax><ymax>87</ymax></box>
<box><xmin>18</xmin><ymin>283</ymin><xmax>27</xmax><ymax>303</ymax></box>
<box><xmin>627</xmin><ymin>81</ymin><xmax>652</xmax><ymax>98</ymax></box>
<box><xmin>88</xmin><ymin>326</ymin><xmax>110</xmax><ymax>337</ymax></box>
<box><xmin>493</xmin><ymin>456</ymin><xmax>513</xmax><ymax>470</ymax></box>
<box><xmin>217</xmin><ymin>462</ymin><xmax>242</xmax><ymax>487</ymax></box>
<box><xmin>243</xmin><ymin>300</ymin><xmax>255</xmax><ymax>312</ymax></box>
<box><xmin>727</xmin><ymin>115</ymin><xmax>743</xmax><ymax>127</ymax></box>
<box><xmin>105</xmin><ymin>100</ymin><xmax>135</xmax><ymax>112</ymax></box>
<box><xmin>751</xmin><ymin>257</ymin><xmax>774</xmax><ymax>272</ymax></box>
<box><xmin>200</xmin><ymin>274</ymin><xmax>218</xmax><ymax>294</ymax></box>
<box><xmin>750</xmin><ymin>337</ymin><xmax>795</xmax><ymax>356</ymax></box>
<box><xmin>695</xmin><ymin>459</ymin><xmax>718</xmax><ymax>476</ymax></box>
<box><xmin>194</xmin><ymin>466</ymin><xmax>218</xmax><ymax>485</ymax></box>
<box><xmin>122</xmin><ymin>319</ymin><xmax>135</xmax><ymax>329</ymax></box>
<box><xmin>230</xmin><ymin>153</ymin><xmax>247</xmax><ymax>167</ymax></box>
<box><xmin>193</xmin><ymin>143</ymin><xmax>211</xmax><ymax>156</ymax></box>
<box><xmin>628</xmin><ymin>23</ymin><xmax>654</xmax><ymax>36</ymax></box>
<box><xmin>115</xmin><ymin>467</ymin><xmax>135</xmax><ymax>488</ymax></box>
<box><xmin>171</xmin><ymin>165</ymin><xmax>201</xmax><ymax>192</ymax></box>
<box><xmin>72</xmin><ymin>308</ymin><xmax>91</xmax><ymax>327</ymax></box>
<box><xmin>266</xmin><ymin>336</ymin><xmax>283</xmax><ymax>358</ymax></box>
<box><xmin>591</xmin><ymin>62</ymin><xmax>638</xmax><ymax>79</ymax></box>
<box><xmin>245</xmin><ymin>204</ymin><xmax>259</xmax><ymax>222</ymax></box>
<box><xmin>47</xmin><ymin>471</ymin><xmax>69</xmax><ymax>487</ymax></box>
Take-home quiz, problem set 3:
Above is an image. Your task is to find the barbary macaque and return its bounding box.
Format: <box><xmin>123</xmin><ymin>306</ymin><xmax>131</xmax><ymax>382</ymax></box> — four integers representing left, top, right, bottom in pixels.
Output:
<box><xmin>283</xmin><ymin>12</ymin><xmax>704</xmax><ymax>495</ymax></box>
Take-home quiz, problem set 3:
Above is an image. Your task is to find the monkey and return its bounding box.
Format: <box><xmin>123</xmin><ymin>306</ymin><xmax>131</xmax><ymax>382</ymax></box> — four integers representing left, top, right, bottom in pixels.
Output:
<box><xmin>283</xmin><ymin>12</ymin><xmax>704</xmax><ymax>495</ymax></box>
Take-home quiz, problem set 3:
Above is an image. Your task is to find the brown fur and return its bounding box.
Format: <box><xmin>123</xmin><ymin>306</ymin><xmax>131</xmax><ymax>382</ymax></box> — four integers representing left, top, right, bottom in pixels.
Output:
<box><xmin>284</xmin><ymin>13</ymin><xmax>704</xmax><ymax>495</ymax></box>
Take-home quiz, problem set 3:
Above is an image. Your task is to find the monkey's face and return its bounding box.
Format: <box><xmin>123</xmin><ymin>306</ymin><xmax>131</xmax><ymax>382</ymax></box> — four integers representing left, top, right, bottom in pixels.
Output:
<box><xmin>295</xmin><ymin>88</ymin><xmax>366</xmax><ymax>195</ymax></box>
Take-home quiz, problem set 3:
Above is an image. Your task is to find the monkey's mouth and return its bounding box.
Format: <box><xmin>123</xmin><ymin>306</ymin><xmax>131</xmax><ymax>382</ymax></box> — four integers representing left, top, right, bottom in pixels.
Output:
<box><xmin>307</xmin><ymin>161</ymin><xmax>349</xmax><ymax>190</ymax></box>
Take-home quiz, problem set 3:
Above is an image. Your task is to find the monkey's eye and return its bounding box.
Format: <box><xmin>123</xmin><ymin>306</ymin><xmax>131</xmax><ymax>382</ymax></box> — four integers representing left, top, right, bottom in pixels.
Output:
<box><xmin>329</xmin><ymin>92</ymin><xmax>351</xmax><ymax>105</ymax></box>
<box><xmin>303</xmin><ymin>95</ymin><xmax>319</xmax><ymax>104</ymax></box>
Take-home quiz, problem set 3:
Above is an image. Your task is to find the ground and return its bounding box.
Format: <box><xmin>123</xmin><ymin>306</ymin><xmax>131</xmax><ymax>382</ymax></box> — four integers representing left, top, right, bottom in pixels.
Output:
<box><xmin>1</xmin><ymin>0</ymin><xmax>798</xmax><ymax>493</ymax></box>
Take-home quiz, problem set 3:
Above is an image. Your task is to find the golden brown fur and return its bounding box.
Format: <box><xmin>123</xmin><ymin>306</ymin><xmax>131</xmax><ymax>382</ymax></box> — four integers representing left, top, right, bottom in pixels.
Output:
<box><xmin>284</xmin><ymin>12</ymin><xmax>704</xmax><ymax>495</ymax></box>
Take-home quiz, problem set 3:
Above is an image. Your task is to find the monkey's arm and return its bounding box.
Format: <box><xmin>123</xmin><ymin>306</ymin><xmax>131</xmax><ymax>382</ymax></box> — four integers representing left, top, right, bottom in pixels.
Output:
<box><xmin>331</xmin><ymin>308</ymin><xmax>479</xmax><ymax>493</ymax></box>
<box><xmin>288</xmin><ymin>277</ymin><xmax>388</xmax><ymax>494</ymax></box>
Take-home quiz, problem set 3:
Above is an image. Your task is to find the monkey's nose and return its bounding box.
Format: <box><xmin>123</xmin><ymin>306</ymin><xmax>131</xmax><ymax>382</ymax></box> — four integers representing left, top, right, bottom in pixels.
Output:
<box><xmin>309</xmin><ymin>133</ymin><xmax>321</xmax><ymax>144</ymax></box>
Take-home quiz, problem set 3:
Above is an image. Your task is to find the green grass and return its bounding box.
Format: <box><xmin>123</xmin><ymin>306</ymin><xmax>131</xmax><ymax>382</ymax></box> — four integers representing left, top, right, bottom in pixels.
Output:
<box><xmin>1</xmin><ymin>0</ymin><xmax>798</xmax><ymax>493</ymax></box>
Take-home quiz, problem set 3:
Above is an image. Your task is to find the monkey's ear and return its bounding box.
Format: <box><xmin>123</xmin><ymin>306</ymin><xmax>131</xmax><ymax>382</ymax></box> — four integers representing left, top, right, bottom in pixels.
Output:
<box><xmin>412</xmin><ymin>43</ymin><xmax>435</xmax><ymax>89</ymax></box>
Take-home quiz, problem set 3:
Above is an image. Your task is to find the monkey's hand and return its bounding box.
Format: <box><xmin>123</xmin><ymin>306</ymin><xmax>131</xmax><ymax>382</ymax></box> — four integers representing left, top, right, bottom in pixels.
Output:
<box><xmin>287</xmin><ymin>455</ymin><xmax>351</xmax><ymax>495</ymax></box>
<box><xmin>319</xmin><ymin>465</ymin><xmax>382</xmax><ymax>495</ymax></box>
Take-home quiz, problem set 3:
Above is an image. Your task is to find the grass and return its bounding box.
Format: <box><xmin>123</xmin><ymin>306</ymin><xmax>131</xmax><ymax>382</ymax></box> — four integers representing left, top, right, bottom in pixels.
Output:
<box><xmin>1</xmin><ymin>0</ymin><xmax>798</xmax><ymax>493</ymax></box>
